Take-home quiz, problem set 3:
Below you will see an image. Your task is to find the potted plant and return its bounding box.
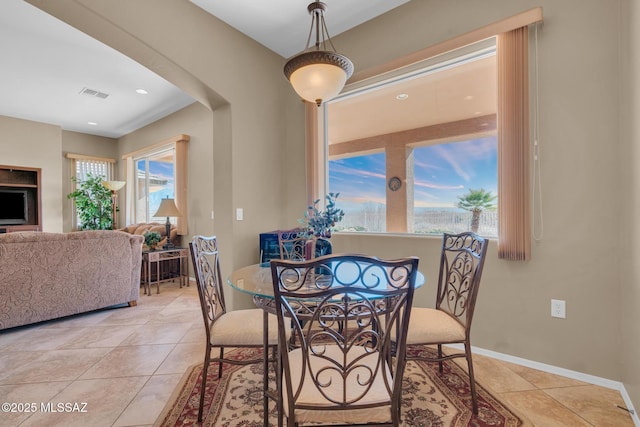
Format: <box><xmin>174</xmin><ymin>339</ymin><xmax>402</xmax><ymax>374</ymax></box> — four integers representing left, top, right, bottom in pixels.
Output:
<box><xmin>67</xmin><ymin>173</ymin><xmax>113</xmax><ymax>230</ymax></box>
<box><xmin>299</xmin><ymin>193</ymin><xmax>344</xmax><ymax>256</ymax></box>
<box><xmin>144</xmin><ymin>231</ymin><xmax>162</xmax><ymax>251</ymax></box>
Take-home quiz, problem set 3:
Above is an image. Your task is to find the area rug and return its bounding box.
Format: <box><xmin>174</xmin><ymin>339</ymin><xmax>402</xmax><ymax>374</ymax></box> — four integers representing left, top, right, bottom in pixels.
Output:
<box><xmin>155</xmin><ymin>346</ymin><xmax>528</xmax><ymax>427</ymax></box>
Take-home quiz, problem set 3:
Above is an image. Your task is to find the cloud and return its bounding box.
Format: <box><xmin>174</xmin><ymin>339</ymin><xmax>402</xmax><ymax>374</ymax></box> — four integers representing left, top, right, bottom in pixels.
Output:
<box><xmin>414</xmin><ymin>180</ymin><xmax>465</xmax><ymax>190</ymax></box>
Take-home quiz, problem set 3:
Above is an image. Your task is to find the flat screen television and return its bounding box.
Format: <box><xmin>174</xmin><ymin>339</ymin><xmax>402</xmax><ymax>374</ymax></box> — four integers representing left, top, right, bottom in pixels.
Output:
<box><xmin>0</xmin><ymin>189</ymin><xmax>28</xmax><ymax>225</ymax></box>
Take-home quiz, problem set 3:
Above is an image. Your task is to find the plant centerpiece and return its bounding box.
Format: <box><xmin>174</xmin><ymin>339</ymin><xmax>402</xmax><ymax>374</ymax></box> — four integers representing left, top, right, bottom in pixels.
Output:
<box><xmin>299</xmin><ymin>192</ymin><xmax>345</xmax><ymax>239</ymax></box>
<box><xmin>144</xmin><ymin>231</ymin><xmax>162</xmax><ymax>250</ymax></box>
<box><xmin>67</xmin><ymin>173</ymin><xmax>113</xmax><ymax>230</ymax></box>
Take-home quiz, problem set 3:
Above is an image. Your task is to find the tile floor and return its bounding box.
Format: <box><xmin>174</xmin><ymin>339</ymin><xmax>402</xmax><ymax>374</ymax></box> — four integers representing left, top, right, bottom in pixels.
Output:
<box><xmin>0</xmin><ymin>281</ymin><xmax>635</xmax><ymax>427</ymax></box>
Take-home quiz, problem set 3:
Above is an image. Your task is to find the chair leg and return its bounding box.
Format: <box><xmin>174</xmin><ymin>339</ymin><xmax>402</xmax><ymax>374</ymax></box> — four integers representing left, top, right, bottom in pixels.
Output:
<box><xmin>198</xmin><ymin>349</ymin><xmax>212</xmax><ymax>422</ymax></box>
<box><xmin>437</xmin><ymin>344</ymin><xmax>444</xmax><ymax>373</ymax></box>
<box><xmin>466</xmin><ymin>345</ymin><xmax>478</xmax><ymax>415</ymax></box>
<box><xmin>218</xmin><ymin>347</ymin><xmax>224</xmax><ymax>378</ymax></box>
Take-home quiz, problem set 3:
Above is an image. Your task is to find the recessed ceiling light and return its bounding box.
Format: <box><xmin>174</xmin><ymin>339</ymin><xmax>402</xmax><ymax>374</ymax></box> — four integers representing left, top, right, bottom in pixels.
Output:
<box><xmin>135</xmin><ymin>89</ymin><xmax>148</xmax><ymax>95</ymax></box>
<box><xmin>396</xmin><ymin>93</ymin><xmax>409</xmax><ymax>100</ymax></box>
<box><xmin>87</xmin><ymin>122</ymin><xmax>98</xmax><ymax>126</ymax></box>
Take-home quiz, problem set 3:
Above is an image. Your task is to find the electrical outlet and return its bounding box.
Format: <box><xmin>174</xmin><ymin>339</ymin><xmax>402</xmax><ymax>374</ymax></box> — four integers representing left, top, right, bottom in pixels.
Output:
<box><xmin>236</xmin><ymin>208</ymin><xmax>244</xmax><ymax>221</ymax></box>
<box><xmin>551</xmin><ymin>299</ymin><xmax>566</xmax><ymax>318</ymax></box>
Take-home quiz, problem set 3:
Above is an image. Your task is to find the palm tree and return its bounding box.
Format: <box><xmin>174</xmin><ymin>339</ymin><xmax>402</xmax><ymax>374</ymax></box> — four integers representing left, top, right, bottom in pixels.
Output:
<box><xmin>457</xmin><ymin>188</ymin><xmax>497</xmax><ymax>233</ymax></box>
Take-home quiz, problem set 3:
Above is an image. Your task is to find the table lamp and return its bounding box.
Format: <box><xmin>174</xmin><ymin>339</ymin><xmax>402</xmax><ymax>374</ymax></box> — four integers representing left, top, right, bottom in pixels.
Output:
<box><xmin>102</xmin><ymin>180</ymin><xmax>126</xmax><ymax>229</ymax></box>
<box><xmin>153</xmin><ymin>197</ymin><xmax>181</xmax><ymax>249</ymax></box>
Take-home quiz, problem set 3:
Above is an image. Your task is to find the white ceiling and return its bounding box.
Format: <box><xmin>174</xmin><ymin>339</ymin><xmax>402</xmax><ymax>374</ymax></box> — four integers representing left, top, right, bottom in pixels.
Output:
<box><xmin>190</xmin><ymin>0</ymin><xmax>410</xmax><ymax>58</ymax></box>
<box><xmin>0</xmin><ymin>0</ymin><xmax>408</xmax><ymax>139</ymax></box>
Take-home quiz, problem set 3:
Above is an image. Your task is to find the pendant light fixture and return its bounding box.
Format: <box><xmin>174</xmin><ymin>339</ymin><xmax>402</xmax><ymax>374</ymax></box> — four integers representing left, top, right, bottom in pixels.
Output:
<box><xmin>284</xmin><ymin>2</ymin><xmax>354</xmax><ymax>107</ymax></box>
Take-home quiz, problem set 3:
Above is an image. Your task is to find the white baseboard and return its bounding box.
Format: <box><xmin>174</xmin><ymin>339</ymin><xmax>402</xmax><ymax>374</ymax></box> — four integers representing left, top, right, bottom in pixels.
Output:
<box><xmin>445</xmin><ymin>344</ymin><xmax>639</xmax><ymax>426</ymax></box>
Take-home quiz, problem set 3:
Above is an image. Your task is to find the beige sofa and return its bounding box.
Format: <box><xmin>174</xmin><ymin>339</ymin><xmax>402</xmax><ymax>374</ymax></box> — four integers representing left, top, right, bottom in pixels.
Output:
<box><xmin>0</xmin><ymin>230</ymin><xmax>143</xmax><ymax>330</ymax></box>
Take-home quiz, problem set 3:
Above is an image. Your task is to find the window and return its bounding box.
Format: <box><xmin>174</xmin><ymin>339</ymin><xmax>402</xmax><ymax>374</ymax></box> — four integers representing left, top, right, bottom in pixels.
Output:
<box><xmin>326</xmin><ymin>44</ymin><xmax>498</xmax><ymax>237</ymax></box>
<box><xmin>134</xmin><ymin>147</ymin><xmax>176</xmax><ymax>223</ymax></box>
<box><xmin>309</xmin><ymin>9</ymin><xmax>543</xmax><ymax>259</ymax></box>
<box><xmin>122</xmin><ymin>134</ymin><xmax>189</xmax><ymax>234</ymax></box>
<box><xmin>65</xmin><ymin>153</ymin><xmax>115</xmax><ymax>229</ymax></box>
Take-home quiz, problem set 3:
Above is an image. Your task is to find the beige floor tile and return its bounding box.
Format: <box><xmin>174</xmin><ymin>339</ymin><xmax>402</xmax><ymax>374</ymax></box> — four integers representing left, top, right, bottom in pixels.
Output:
<box><xmin>0</xmin><ymin>381</ymin><xmax>70</xmax><ymax>426</ymax></box>
<box><xmin>0</xmin><ymin>326</ymin><xmax>43</xmax><ymax>351</ymax></box>
<box><xmin>95</xmin><ymin>307</ymin><xmax>158</xmax><ymax>326</ymax></box>
<box><xmin>137</xmin><ymin>294</ymin><xmax>185</xmax><ymax>308</ymax></box>
<box><xmin>499</xmin><ymin>389</ymin><xmax>592</xmax><ymax>426</ymax></box>
<box><xmin>471</xmin><ymin>353</ymin><xmax>538</xmax><ymax>393</ymax></box>
<box><xmin>543</xmin><ymin>385</ymin><xmax>635</xmax><ymax>426</ymax></box>
<box><xmin>0</xmin><ymin>348</ymin><xmax>112</xmax><ymax>385</ymax></box>
<box><xmin>112</xmin><ymin>374</ymin><xmax>183</xmax><ymax>426</ymax></box>
<box><xmin>0</xmin><ymin>327</ymin><xmax>89</xmax><ymax>352</ymax></box>
<box><xmin>79</xmin><ymin>344</ymin><xmax>174</xmax><ymax>379</ymax></box>
<box><xmin>155</xmin><ymin>341</ymin><xmax>203</xmax><ymax>375</ymax></box>
<box><xmin>179</xmin><ymin>324</ymin><xmax>206</xmax><ymax>344</ymax></box>
<box><xmin>148</xmin><ymin>308</ymin><xmax>200</xmax><ymax>324</ymax></box>
<box><xmin>503</xmin><ymin>362</ymin><xmax>589</xmax><ymax>389</ymax></box>
<box><xmin>0</xmin><ymin>351</ymin><xmax>47</xmax><ymax>374</ymax></box>
<box><xmin>59</xmin><ymin>325</ymin><xmax>143</xmax><ymax>349</ymax></box>
<box><xmin>18</xmin><ymin>376</ymin><xmax>148</xmax><ymax>427</ymax></box>
<box><xmin>119</xmin><ymin>322</ymin><xmax>192</xmax><ymax>346</ymax></box>
<box><xmin>39</xmin><ymin>309</ymin><xmax>118</xmax><ymax>329</ymax></box>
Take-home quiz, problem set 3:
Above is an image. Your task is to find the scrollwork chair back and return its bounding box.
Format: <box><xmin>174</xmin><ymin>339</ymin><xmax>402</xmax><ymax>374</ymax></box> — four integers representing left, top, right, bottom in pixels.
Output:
<box><xmin>270</xmin><ymin>254</ymin><xmax>419</xmax><ymax>427</ymax></box>
<box><xmin>278</xmin><ymin>228</ymin><xmax>315</xmax><ymax>261</ymax></box>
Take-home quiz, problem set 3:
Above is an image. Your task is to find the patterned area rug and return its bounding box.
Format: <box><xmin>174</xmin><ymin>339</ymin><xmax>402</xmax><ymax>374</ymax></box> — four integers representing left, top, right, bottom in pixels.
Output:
<box><xmin>155</xmin><ymin>346</ymin><xmax>528</xmax><ymax>427</ymax></box>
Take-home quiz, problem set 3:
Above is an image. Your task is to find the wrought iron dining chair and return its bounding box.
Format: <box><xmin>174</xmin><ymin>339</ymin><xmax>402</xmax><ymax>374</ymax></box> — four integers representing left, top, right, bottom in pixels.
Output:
<box><xmin>404</xmin><ymin>231</ymin><xmax>488</xmax><ymax>415</ymax></box>
<box><xmin>270</xmin><ymin>254</ymin><xmax>419</xmax><ymax>427</ymax></box>
<box><xmin>278</xmin><ymin>228</ymin><xmax>316</xmax><ymax>261</ymax></box>
<box><xmin>189</xmin><ymin>235</ymin><xmax>287</xmax><ymax>423</ymax></box>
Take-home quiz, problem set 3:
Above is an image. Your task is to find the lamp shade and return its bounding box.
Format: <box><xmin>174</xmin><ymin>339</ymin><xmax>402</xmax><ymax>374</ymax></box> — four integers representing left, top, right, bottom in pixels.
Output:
<box><xmin>284</xmin><ymin>51</ymin><xmax>353</xmax><ymax>106</ymax></box>
<box><xmin>283</xmin><ymin>2</ymin><xmax>354</xmax><ymax>106</ymax></box>
<box><xmin>102</xmin><ymin>180</ymin><xmax>126</xmax><ymax>191</ymax></box>
<box><xmin>154</xmin><ymin>198</ymin><xmax>181</xmax><ymax>218</ymax></box>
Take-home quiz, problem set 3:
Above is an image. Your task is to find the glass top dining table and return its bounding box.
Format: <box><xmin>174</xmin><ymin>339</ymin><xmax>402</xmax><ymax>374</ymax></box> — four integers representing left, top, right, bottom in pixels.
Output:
<box><xmin>227</xmin><ymin>261</ymin><xmax>425</xmax><ymax>300</ymax></box>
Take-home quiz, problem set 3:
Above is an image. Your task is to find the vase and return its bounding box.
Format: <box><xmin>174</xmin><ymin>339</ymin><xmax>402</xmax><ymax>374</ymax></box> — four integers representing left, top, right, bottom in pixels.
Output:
<box><xmin>315</xmin><ymin>237</ymin><xmax>332</xmax><ymax>258</ymax></box>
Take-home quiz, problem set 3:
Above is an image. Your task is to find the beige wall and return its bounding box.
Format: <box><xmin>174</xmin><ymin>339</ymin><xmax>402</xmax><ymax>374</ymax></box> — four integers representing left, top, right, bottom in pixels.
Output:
<box><xmin>621</xmin><ymin>0</ymin><xmax>640</xmax><ymax>411</ymax></box>
<box><xmin>0</xmin><ymin>116</ymin><xmax>63</xmax><ymax>232</ymax></box>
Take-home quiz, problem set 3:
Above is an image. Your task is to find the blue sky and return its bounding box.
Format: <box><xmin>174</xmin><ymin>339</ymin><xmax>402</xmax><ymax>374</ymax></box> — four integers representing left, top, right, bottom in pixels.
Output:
<box><xmin>137</xmin><ymin>160</ymin><xmax>175</xmax><ymax>214</ymax></box>
<box><xmin>329</xmin><ymin>137</ymin><xmax>497</xmax><ymax>210</ymax></box>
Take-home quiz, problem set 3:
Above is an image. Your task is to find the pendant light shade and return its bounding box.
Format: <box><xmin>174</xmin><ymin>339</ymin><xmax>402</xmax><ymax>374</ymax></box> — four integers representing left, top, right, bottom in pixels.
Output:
<box><xmin>284</xmin><ymin>2</ymin><xmax>354</xmax><ymax>106</ymax></box>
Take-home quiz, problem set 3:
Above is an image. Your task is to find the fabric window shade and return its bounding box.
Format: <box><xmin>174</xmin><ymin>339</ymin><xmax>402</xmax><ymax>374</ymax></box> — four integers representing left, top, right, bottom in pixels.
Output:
<box><xmin>174</xmin><ymin>138</ymin><xmax>188</xmax><ymax>235</ymax></box>
<box><xmin>497</xmin><ymin>26</ymin><xmax>531</xmax><ymax>260</ymax></box>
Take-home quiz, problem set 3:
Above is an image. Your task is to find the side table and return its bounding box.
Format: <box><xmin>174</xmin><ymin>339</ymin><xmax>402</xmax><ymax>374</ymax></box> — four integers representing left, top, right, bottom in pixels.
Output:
<box><xmin>141</xmin><ymin>247</ymin><xmax>189</xmax><ymax>295</ymax></box>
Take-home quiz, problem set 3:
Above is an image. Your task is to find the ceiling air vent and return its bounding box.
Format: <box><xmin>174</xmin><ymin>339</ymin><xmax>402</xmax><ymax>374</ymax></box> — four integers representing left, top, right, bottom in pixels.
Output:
<box><xmin>79</xmin><ymin>87</ymin><xmax>109</xmax><ymax>99</ymax></box>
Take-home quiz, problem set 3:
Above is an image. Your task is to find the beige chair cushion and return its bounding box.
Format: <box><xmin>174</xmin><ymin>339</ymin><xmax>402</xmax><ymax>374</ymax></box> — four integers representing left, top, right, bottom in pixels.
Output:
<box><xmin>406</xmin><ymin>307</ymin><xmax>465</xmax><ymax>345</ymax></box>
<box><xmin>284</xmin><ymin>344</ymin><xmax>392</xmax><ymax>424</ymax></box>
<box><xmin>210</xmin><ymin>309</ymin><xmax>286</xmax><ymax>346</ymax></box>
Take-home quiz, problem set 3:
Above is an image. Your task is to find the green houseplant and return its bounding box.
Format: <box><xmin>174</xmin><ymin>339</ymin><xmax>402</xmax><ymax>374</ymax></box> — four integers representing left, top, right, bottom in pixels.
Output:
<box><xmin>67</xmin><ymin>173</ymin><xmax>113</xmax><ymax>230</ymax></box>
<box><xmin>143</xmin><ymin>231</ymin><xmax>162</xmax><ymax>250</ymax></box>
